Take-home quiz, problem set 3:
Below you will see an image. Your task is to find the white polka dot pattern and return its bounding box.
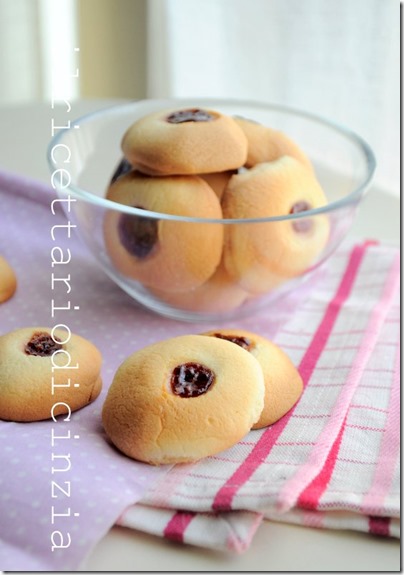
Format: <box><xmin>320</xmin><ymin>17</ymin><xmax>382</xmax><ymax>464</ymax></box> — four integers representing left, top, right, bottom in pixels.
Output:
<box><xmin>0</xmin><ymin>170</ymin><xmax>309</xmax><ymax>570</ymax></box>
<box><xmin>0</xmin><ymin>173</ymin><xmax>175</xmax><ymax>571</ymax></box>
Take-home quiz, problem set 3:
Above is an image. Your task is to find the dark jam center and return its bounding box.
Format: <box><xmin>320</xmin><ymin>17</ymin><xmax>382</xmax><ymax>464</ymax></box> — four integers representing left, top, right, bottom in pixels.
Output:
<box><xmin>212</xmin><ymin>333</ymin><xmax>252</xmax><ymax>351</ymax></box>
<box><xmin>171</xmin><ymin>362</ymin><xmax>215</xmax><ymax>398</ymax></box>
<box><xmin>290</xmin><ymin>201</ymin><xmax>313</xmax><ymax>233</ymax></box>
<box><xmin>110</xmin><ymin>157</ymin><xmax>133</xmax><ymax>184</ymax></box>
<box><xmin>118</xmin><ymin>207</ymin><xmax>158</xmax><ymax>259</ymax></box>
<box><xmin>25</xmin><ymin>332</ymin><xmax>62</xmax><ymax>356</ymax></box>
<box><xmin>166</xmin><ymin>108</ymin><xmax>214</xmax><ymax>124</ymax></box>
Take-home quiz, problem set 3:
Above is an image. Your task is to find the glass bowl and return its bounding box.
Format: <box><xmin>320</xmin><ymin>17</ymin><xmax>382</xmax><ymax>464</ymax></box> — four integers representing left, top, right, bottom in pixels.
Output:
<box><xmin>47</xmin><ymin>98</ymin><xmax>376</xmax><ymax>322</ymax></box>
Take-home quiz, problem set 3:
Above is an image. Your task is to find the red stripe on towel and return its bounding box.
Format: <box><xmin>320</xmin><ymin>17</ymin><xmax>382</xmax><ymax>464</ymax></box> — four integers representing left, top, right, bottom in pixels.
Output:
<box><xmin>211</xmin><ymin>241</ymin><xmax>373</xmax><ymax>512</ymax></box>
<box><xmin>277</xmin><ymin>250</ymin><xmax>399</xmax><ymax>513</ymax></box>
<box><xmin>368</xmin><ymin>516</ymin><xmax>390</xmax><ymax>537</ymax></box>
<box><xmin>163</xmin><ymin>511</ymin><xmax>196</xmax><ymax>543</ymax></box>
<box><xmin>296</xmin><ymin>415</ymin><xmax>347</xmax><ymax>510</ymax></box>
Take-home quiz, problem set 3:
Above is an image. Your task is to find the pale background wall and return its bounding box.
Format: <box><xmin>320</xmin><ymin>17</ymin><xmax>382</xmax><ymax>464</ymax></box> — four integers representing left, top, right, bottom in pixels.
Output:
<box><xmin>77</xmin><ymin>0</ymin><xmax>148</xmax><ymax>100</ymax></box>
<box><xmin>0</xmin><ymin>0</ymin><xmax>148</xmax><ymax>103</ymax></box>
<box><xmin>0</xmin><ymin>0</ymin><xmax>399</xmax><ymax>196</ymax></box>
<box><xmin>146</xmin><ymin>0</ymin><xmax>400</xmax><ymax>196</ymax></box>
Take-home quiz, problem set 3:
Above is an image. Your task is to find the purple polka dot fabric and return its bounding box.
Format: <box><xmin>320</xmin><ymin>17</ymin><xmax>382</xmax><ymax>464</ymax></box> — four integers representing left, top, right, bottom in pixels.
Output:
<box><xmin>0</xmin><ymin>169</ymin><xmax>307</xmax><ymax>570</ymax></box>
<box><xmin>0</xmin><ymin>171</ymin><xmax>179</xmax><ymax>570</ymax></box>
<box><xmin>0</xmin><ymin>169</ymin><xmax>400</xmax><ymax>566</ymax></box>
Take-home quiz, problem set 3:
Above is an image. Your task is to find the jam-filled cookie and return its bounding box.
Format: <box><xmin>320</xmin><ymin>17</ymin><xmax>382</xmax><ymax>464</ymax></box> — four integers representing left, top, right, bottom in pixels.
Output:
<box><xmin>102</xmin><ymin>334</ymin><xmax>265</xmax><ymax>465</ymax></box>
<box><xmin>233</xmin><ymin>116</ymin><xmax>313</xmax><ymax>169</ymax></box>
<box><xmin>0</xmin><ymin>255</ymin><xmax>17</xmax><ymax>303</ymax></box>
<box><xmin>107</xmin><ymin>159</ymin><xmax>235</xmax><ymax>202</ymax></box>
<box><xmin>0</xmin><ymin>327</ymin><xmax>102</xmax><ymax>422</ymax></box>
<box><xmin>121</xmin><ymin>107</ymin><xmax>248</xmax><ymax>176</ymax></box>
<box><xmin>104</xmin><ymin>171</ymin><xmax>223</xmax><ymax>292</ymax></box>
<box><xmin>200</xmin><ymin>170</ymin><xmax>236</xmax><ymax>201</ymax></box>
<box><xmin>222</xmin><ymin>157</ymin><xmax>330</xmax><ymax>293</ymax></box>
<box><xmin>149</xmin><ymin>263</ymin><xmax>249</xmax><ymax>314</ymax></box>
<box><xmin>202</xmin><ymin>329</ymin><xmax>303</xmax><ymax>428</ymax></box>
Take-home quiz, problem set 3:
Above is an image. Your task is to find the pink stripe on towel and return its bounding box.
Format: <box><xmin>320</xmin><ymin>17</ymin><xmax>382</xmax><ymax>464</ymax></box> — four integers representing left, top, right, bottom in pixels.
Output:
<box><xmin>163</xmin><ymin>511</ymin><xmax>196</xmax><ymax>543</ymax></box>
<box><xmin>276</xmin><ymin>252</ymin><xmax>400</xmax><ymax>513</ymax></box>
<box><xmin>298</xmin><ymin>240</ymin><xmax>376</xmax><ymax>384</ymax></box>
<box><xmin>368</xmin><ymin>516</ymin><xmax>390</xmax><ymax>537</ymax></box>
<box><xmin>361</xmin><ymin>338</ymin><xmax>401</xmax><ymax>514</ymax></box>
<box><xmin>296</xmin><ymin>415</ymin><xmax>347</xmax><ymax>510</ymax></box>
<box><xmin>212</xmin><ymin>241</ymin><xmax>372</xmax><ymax>512</ymax></box>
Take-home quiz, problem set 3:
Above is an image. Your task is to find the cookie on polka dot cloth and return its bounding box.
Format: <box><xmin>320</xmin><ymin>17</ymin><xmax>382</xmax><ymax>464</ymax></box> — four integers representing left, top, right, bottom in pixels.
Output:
<box><xmin>102</xmin><ymin>334</ymin><xmax>265</xmax><ymax>465</ymax></box>
<box><xmin>202</xmin><ymin>328</ymin><xmax>303</xmax><ymax>429</ymax></box>
<box><xmin>0</xmin><ymin>255</ymin><xmax>17</xmax><ymax>303</ymax></box>
<box><xmin>0</xmin><ymin>326</ymin><xmax>103</xmax><ymax>422</ymax></box>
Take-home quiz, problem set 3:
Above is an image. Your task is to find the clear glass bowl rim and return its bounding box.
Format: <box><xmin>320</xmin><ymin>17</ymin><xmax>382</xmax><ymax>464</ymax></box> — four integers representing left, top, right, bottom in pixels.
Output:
<box><xmin>46</xmin><ymin>97</ymin><xmax>377</xmax><ymax>225</ymax></box>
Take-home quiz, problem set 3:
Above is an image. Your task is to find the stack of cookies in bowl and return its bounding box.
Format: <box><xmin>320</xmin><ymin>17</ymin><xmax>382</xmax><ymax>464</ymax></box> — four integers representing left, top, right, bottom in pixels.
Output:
<box><xmin>103</xmin><ymin>106</ymin><xmax>330</xmax><ymax>315</ymax></box>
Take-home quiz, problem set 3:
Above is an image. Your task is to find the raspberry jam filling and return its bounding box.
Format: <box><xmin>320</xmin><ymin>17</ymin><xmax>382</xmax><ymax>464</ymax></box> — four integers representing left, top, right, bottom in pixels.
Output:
<box><xmin>171</xmin><ymin>362</ymin><xmax>215</xmax><ymax>398</ymax></box>
<box><xmin>110</xmin><ymin>157</ymin><xmax>132</xmax><ymax>184</ymax></box>
<box><xmin>290</xmin><ymin>200</ymin><xmax>313</xmax><ymax>233</ymax></box>
<box><xmin>25</xmin><ymin>332</ymin><xmax>62</xmax><ymax>356</ymax></box>
<box><xmin>166</xmin><ymin>108</ymin><xmax>214</xmax><ymax>124</ymax></box>
<box><xmin>212</xmin><ymin>333</ymin><xmax>252</xmax><ymax>351</ymax></box>
<box><xmin>118</xmin><ymin>207</ymin><xmax>158</xmax><ymax>259</ymax></box>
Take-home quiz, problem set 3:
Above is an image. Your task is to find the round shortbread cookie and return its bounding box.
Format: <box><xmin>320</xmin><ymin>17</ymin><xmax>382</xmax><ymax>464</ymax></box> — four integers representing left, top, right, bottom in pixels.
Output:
<box><xmin>200</xmin><ymin>170</ymin><xmax>236</xmax><ymax>200</ymax></box>
<box><xmin>0</xmin><ymin>327</ymin><xmax>102</xmax><ymax>422</ymax></box>
<box><xmin>0</xmin><ymin>256</ymin><xmax>17</xmax><ymax>303</ymax></box>
<box><xmin>202</xmin><ymin>329</ymin><xmax>303</xmax><ymax>429</ymax></box>
<box><xmin>104</xmin><ymin>171</ymin><xmax>224</xmax><ymax>292</ymax></box>
<box><xmin>221</xmin><ymin>157</ymin><xmax>330</xmax><ymax>293</ymax></box>
<box><xmin>121</xmin><ymin>107</ymin><xmax>248</xmax><ymax>176</ymax></box>
<box><xmin>102</xmin><ymin>334</ymin><xmax>265</xmax><ymax>465</ymax></box>
<box><xmin>148</xmin><ymin>263</ymin><xmax>248</xmax><ymax>313</ymax></box>
<box><xmin>233</xmin><ymin>116</ymin><xmax>313</xmax><ymax>170</ymax></box>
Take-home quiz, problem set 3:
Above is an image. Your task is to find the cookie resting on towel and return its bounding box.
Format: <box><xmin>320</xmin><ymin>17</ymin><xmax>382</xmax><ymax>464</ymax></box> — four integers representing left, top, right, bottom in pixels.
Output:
<box><xmin>202</xmin><ymin>328</ymin><xmax>303</xmax><ymax>428</ymax></box>
<box><xmin>101</xmin><ymin>334</ymin><xmax>265</xmax><ymax>465</ymax></box>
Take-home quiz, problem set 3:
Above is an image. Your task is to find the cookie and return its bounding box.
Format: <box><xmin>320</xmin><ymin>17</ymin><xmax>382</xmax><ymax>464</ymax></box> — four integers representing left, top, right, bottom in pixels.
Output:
<box><xmin>121</xmin><ymin>107</ymin><xmax>248</xmax><ymax>176</ymax></box>
<box><xmin>0</xmin><ymin>256</ymin><xmax>17</xmax><ymax>303</ymax></box>
<box><xmin>222</xmin><ymin>157</ymin><xmax>330</xmax><ymax>293</ymax></box>
<box><xmin>104</xmin><ymin>171</ymin><xmax>224</xmax><ymax>292</ymax></box>
<box><xmin>149</xmin><ymin>263</ymin><xmax>248</xmax><ymax>314</ymax></box>
<box><xmin>200</xmin><ymin>170</ymin><xmax>236</xmax><ymax>200</ymax></box>
<box><xmin>202</xmin><ymin>329</ymin><xmax>303</xmax><ymax>428</ymax></box>
<box><xmin>233</xmin><ymin>116</ymin><xmax>313</xmax><ymax>169</ymax></box>
<box><xmin>0</xmin><ymin>327</ymin><xmax>102</xmax><ymax>422</ymax></box>
<box><xmin>102</xmin><ymin>334</ymin><xmax>265</xmax><ymax>465</ymax></box>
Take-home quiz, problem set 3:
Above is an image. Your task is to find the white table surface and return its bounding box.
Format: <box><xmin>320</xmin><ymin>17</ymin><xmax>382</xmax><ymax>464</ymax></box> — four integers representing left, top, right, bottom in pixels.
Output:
<box><xmin>0</xmin><ymin>99</ymin><xmax>400</xmax><ymax>572</ymax></box>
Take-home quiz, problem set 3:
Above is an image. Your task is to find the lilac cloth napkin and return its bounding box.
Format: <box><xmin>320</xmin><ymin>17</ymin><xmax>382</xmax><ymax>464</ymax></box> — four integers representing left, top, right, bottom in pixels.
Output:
<box><xmin>0</xmin><ymin>171</ymin><xmax>178</xmax><ymax>571</ymax></box>
<box><xmin>0</xmin><ymin>169</ymin><xmax>399</xmax><ymax>568</ymax></box>
<box><xmin>0</xmin><ymin>169</ymin><xmax>314</xmax><ymax>570</ymax></box>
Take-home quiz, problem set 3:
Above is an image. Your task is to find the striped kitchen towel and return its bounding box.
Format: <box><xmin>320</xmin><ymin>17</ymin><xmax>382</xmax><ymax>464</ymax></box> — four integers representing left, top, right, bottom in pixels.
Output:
<box><xmin>117</xmin><ymin>240</ymin><xmax>400</xmax><ymax>552</ymax></box>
